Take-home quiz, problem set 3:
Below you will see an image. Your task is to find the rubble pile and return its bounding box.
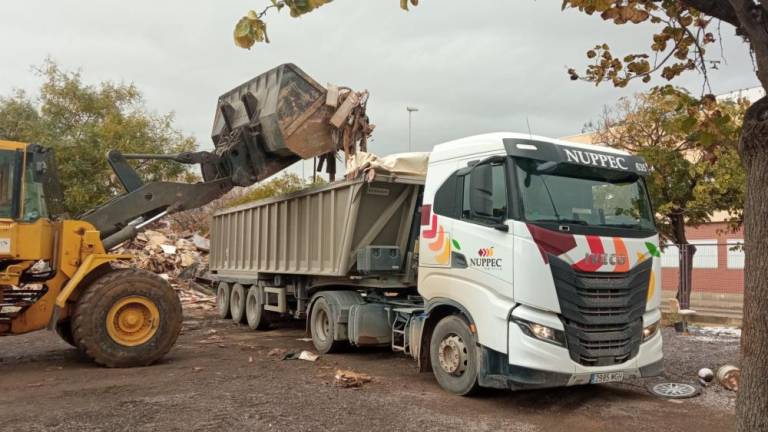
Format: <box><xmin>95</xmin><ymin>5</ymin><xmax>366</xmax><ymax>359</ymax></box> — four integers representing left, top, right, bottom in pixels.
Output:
<box><xmin>114</xmin><ymin>223</ymin><xmax>215</xmax><ymax>309</ymax></box>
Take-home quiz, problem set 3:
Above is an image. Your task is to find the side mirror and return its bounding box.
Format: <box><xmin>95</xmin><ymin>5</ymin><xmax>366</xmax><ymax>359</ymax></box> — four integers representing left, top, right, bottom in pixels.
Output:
<box><xmin>469</xmin><ymin>164</ymin><xmax>494</xmax><ymax>218</ymax></box>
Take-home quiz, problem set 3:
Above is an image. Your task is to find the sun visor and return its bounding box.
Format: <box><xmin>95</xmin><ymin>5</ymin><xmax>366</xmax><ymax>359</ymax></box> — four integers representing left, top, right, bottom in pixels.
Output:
<box><xmin>503</xmin><ymin>138</ymin><xmax>649</xmax><ymax>176</ymax></box>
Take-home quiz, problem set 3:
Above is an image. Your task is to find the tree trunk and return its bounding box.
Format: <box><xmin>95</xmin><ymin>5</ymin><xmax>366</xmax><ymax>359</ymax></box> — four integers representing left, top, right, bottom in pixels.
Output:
<box><xmin>736</xmin><ymin>96</ymin><xmax>768</xmax><ymax>432</ymax></box>
<box><xmin>670</xmin><ymin>213</ymin><xmax>695</xmax><ymax>310</ymax></box>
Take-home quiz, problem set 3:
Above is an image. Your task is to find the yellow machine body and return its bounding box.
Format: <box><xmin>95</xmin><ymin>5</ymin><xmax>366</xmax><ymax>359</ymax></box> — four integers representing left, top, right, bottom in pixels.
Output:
<box><xmin>0</xmin><ymin>140</ymin><xmax>129</xmax><ymax>336</ymax></box>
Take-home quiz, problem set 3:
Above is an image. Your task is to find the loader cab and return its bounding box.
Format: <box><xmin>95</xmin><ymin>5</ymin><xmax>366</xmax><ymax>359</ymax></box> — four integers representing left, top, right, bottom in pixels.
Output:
<box><xmin>0</xmin><ymin>140</ymin><xmax>64</xmax><ymax>223</ymax></box>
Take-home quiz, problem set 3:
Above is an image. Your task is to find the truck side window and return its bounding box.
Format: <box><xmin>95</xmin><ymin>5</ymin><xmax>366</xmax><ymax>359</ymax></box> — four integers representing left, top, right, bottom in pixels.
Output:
<box><xmin>433</xmin><ymin>173</ymin><xmax>462</xmax><ymax>219</ymax></box>
<box><xmin>463</xmin><ymin>162</ymin><xmax>508</xmax><ymax>223</ymax></box>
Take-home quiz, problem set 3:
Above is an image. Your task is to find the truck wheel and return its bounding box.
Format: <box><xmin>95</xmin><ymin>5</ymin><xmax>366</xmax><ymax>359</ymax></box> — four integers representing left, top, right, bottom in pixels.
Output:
<box><xmin>230</xmin><ymin>283</ymin><xmax>248</xmax><ymax>324</ymax></box>
<box><xmin>71</xmin><ymin>268</ymin><xmax>182</xmax><ymax>368</ymax></box>
<box><xmin>55</xmin><ymin>319</ymin><xmax>78</xmax><ymax>348</ymax></box>
<box><xmin>310</xmin><ymin>297</ymin><xmax>345</xmax><ymax>354</ymax></box>
<box><xmin>246</xmin><ymin>286</ymin><xmax>271</xmax><ymax>330</ymax></box>
<box><xmin>430</xmin><ymin>315</ymin><xmax>480</xmax><ymax>396</ymax></box>
<box><xmin>217</xmin><ymin>282</ymin><xmax>231</xmax><ymax>319</ymax></box>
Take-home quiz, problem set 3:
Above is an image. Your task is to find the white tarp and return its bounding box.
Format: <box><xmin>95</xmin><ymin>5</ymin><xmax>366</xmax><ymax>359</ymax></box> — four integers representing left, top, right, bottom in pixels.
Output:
<box><xmin>347</xmin><ymin>151</ymin><xmax>429</xmax><ymax>180</ymax></box>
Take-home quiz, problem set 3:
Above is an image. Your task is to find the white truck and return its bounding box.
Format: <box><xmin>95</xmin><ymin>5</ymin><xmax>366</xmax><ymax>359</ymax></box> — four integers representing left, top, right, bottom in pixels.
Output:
<box><xmin>209</xmin><ymin>132</ymin><xmax>664</xmax><ymax>395</ymax></box>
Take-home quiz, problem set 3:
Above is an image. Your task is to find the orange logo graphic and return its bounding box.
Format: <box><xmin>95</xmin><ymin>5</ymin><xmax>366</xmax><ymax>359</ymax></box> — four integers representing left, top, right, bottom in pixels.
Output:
<box><xmin>422</xmin><ymin>213</ymin><xmax>451</xmax><ymax>265</ymax></box>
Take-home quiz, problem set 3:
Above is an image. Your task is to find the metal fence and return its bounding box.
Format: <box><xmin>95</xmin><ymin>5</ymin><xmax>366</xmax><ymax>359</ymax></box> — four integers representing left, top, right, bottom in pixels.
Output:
<box><xmin>659</xmin><ymin>242</ymin><xmax>744</xmax><ymax>320</ymax></box>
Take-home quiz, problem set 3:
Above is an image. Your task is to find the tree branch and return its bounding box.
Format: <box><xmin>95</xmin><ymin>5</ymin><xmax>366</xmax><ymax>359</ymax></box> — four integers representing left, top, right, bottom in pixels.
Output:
<box><xmin>680</xmin><ymin>0</ymin><xmax>740</xmax><ymax>27</ymax></box>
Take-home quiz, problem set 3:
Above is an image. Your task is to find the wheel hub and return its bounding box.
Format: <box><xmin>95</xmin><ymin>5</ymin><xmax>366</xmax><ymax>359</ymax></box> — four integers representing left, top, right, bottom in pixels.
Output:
<box><xmin>314</xmin><ymin>308</ymin><xmax>330</xmax><ymax>342</ymax></box>
<box><xmin>106</xmin><ymin>296</ymin><xmax>160</xmax><ymax>347</ymax></box>
<box><xmin>438</xmin><ymin>334</ymin><xmax>467</xmax><ymax>376</ymax></box>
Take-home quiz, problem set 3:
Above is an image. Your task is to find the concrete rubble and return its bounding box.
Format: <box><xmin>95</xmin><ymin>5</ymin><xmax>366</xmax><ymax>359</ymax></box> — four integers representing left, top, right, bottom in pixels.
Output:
<box><xmin>113</xmin><ymin>223</ymin><xmax>215</xmax><ymax>310</ymax></box>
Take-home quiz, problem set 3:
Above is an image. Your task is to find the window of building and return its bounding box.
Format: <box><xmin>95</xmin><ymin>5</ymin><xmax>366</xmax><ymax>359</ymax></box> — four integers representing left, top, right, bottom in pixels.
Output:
<box><xmin>727</xmin><ymin>239</ymin><xmax>745</xmax><ymax>269</ymax></box>
<box><xmin>661</xmin><ymin>243</ymin><xmax>679</xmax><ymax>268</ymax></box>
<box><xmin>690</xmin><ymin>240</ymin><xmax>718</xmax><ymax>269</ymax></box>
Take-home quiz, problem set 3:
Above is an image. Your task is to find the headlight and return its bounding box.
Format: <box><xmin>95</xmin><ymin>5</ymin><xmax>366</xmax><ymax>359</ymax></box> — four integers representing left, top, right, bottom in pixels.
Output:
<box><xmin>642</xmin><ymin>321</ymin><xmax>659</xmax><ymax>342</ymax></box>
<box><xmin>513</xmin><ymin>318</ymin><xmax>566</xmax><ymax>347</ymax></box>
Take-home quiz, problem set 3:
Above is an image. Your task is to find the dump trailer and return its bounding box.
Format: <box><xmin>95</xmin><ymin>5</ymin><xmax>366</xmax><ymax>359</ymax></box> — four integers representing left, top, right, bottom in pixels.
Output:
<box><xmin>210</xmin><ymin>132</ymin><xmax>665</xmax><ymax>395</ymax></box>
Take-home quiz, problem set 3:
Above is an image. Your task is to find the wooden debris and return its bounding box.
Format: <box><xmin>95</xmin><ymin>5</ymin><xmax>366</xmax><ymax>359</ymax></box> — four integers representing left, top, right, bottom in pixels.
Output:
<box><xmin>114</xmin><ymin>224</ymin><xmax>214</xmax><ymax>310</ymax></box>
<box><xmin>334</xmin><ymin>369</ymin><xmax>372</xmax><ymax>388</ymax></box>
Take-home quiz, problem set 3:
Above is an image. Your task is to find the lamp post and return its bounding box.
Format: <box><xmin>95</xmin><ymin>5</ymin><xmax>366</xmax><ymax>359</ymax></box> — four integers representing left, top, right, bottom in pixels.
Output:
<box><xmin>407</xmin><ymin>106</ymin><xmax>419</xmax><ymax>152</ymax></box>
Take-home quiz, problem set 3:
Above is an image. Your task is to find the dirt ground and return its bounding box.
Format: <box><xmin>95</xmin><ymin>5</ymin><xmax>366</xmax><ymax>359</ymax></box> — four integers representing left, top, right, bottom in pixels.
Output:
<box><xmin>0</xmin><ymin>310</ymin><xmax>740</xmax><ymax>432</ymax></box>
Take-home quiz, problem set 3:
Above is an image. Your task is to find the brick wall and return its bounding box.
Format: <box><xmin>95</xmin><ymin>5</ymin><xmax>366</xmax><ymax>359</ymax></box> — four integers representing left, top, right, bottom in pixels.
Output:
<box><xmin>661</xmin><ymin>222</ymin><xmax>744</xmax><ymax>295</ymax></box>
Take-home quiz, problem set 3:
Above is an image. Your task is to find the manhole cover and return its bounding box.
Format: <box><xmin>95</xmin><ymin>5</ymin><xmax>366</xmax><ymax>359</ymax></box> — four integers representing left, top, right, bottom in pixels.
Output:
<box><xmin>649</xmin><ymin>382</ymin><xmax>699</xmax><ymax>399</ymax></box>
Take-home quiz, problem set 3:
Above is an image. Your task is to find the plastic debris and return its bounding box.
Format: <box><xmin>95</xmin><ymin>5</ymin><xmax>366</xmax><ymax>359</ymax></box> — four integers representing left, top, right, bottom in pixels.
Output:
<box><xmin>698</xmin><ymin>368</ymin><xmax>714</xmax><ymax>386</ymax></box>
<box><xmin>717</xmin><ymin>365</ymin><xmax>740</xmax><ymax>391</ymax></box>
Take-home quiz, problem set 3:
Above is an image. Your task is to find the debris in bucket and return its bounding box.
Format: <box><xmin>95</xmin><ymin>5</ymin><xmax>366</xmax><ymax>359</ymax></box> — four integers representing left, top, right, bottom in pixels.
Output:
<box><xmin>698</xmin><ymin>368</ymin><xmax>714</xmax><ymax>386</ymax></box>
<box><xmin>334</xmin><ymin>369</ymin><xmax>373</xmax><ymax>388</ymax></box>
<box><xmin>717</xmin><ymin>365</ymin><xmax>740</xmax><ymax>391</ymax></box>
<box><xmin>113</xmin><ymin>224</ymin><xmax>214</xmax><ymax>309</ymax></box>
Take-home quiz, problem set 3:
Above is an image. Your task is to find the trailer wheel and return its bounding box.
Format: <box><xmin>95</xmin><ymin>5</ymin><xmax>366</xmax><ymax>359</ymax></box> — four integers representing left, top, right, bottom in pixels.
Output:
<box><xmin>230</xmin><ymin>283</ymin><xmax>248</xmax><ymax>324</ymax></box>
<box><xmin>430</xmin><ymin>315</ymin><xmax>479</xmax><ymax>396</ymax></box>
<box><xmin>310</xmin><ymin>297</ymin><xmax>345</xmax><ymax>354</ymax></box>
<box><xmin>71</xmin><ymin>268</ymin><xmax>182</xmax><ymax>368</ymax></box>
<box><xmin>216</xmin><ymin>282</ymin><xmax>231</xmax><ymax>319</ymax></box>
<box><xmin>55</xmin><ymin>319</ymin><xmax>78</xmax><ymax>348</ymax></box>
<box><xmin>246</xmin><ymin>286</ymin><xmax>271</xmax><ymax>330</ymax></box>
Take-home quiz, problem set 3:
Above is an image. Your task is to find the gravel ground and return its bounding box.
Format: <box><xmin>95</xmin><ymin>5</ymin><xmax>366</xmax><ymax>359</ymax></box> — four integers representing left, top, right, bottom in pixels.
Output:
<box><xmin>0</xmin><ymin>310</ymin><xmax>740</xmax><ymax>432</ymax></box>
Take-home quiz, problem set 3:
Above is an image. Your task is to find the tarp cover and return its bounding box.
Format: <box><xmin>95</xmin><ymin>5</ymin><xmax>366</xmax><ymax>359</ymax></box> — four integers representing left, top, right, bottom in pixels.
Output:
<box><xmin>347</xmin><ymin>151</ymin><xmax>429</xmax><ymax>180</ymax></box>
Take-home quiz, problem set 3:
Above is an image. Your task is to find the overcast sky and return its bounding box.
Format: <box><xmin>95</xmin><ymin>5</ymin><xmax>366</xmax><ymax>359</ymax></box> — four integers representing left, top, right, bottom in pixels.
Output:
<box><xmin>0</xmin><ymin>1</ymin><xmax>758</xmax><ymax>177</ymax></box>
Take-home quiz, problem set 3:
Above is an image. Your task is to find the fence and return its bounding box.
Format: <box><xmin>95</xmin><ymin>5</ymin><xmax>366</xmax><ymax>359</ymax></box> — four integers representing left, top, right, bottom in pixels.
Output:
<box><xmin>659</xmin><ymin>241</ymin><xmax>744</xmax><ymax>321</ymax></box>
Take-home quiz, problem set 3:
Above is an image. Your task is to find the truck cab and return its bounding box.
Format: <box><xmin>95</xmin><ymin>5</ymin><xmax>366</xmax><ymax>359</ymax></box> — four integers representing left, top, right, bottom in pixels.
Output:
<box><xmin>418</xmin><ymin>132</ymin><xmax>663</xmax><ymax>393</ymax></box>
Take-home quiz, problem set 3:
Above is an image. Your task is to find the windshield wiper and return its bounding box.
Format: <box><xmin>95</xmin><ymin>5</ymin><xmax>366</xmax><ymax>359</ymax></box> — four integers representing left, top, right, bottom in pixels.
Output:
<box><xmin>602</xmin><ymin>223</ymin><xmax>651</xmax><ymax>230</ymax></box>
<box><xmin>533</xmin><ymin>218</ymin><xmax>589</xmax><ymax>225</ymax></box>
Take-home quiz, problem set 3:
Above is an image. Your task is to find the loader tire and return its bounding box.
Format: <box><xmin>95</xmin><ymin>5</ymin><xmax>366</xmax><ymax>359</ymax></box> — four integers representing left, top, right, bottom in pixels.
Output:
<box><xmin>217</xmin><ymin>282</ymin><xmax>231</xmax><ymax>319</ymax></box>
<box><xmin>230</xmin><ymin>283</ymin><xmax>247</xmax><ymax>324</ymax></box>
<box><xmin>55</xmin><ymin>319</ymin><xmax>78</xmax><ymax>348</ymax></box>
<box><xmin>71</xmin><ymin>268</ymin><xmax>182</xmax><ymax>368</ymax></box>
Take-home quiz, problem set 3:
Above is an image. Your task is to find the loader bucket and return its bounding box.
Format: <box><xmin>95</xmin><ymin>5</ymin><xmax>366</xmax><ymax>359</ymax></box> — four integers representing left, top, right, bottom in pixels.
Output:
<box><xmin>211</xmin><ymin>63</ymin><xmax>335</xmax><ymax>160</ymax></box>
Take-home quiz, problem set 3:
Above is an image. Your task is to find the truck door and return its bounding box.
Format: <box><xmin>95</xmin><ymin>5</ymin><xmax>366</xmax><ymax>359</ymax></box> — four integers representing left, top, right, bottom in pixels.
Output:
<box><xmin>449</xmin><ymin>157</ymin><xmax>515</xmax><ymax>301</ymax></box>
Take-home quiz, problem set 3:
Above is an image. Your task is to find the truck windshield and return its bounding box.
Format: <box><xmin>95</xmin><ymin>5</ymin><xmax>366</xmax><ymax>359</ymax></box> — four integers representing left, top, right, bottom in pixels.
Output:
<box><xmin>515</xmin><ymin>158</ymin><xmax>655</xmax><ymax>231</ymax></box>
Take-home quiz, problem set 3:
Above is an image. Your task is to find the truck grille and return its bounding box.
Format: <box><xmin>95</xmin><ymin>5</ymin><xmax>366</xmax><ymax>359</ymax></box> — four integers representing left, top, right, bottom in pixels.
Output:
<box><xmin>549</xmin><ymin>256</ymin><xmax>651</xmax><ymax>367</ymax></box>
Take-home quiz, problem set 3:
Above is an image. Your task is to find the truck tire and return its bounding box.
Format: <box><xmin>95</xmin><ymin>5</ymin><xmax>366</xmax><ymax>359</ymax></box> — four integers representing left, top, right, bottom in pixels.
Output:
<box><xmin>217</xmin><ymin>282</ymin><xmax>231</xmax><ymax>319</ymax></box>
<box><xmin>246</xmin><ymin>286</ymin><xmax>271</xmax><ymax>330</ymax></box>
<box><xmin>55</xmin><ymin>319</ymin><xmax>78</xmax><ymax>348</ymax></box>
<box><xmin>230</xmin><ymin>283</ymin><xmax>247</xmax><ymax>324</ymax></box>
<box><xmin>429</xmin><ymin>315</ymin><xmax>480</xmax><ymax>396</ymax></box>
<box><xmin>71</xmin><ymin>268</ymin><xmax>182</xmax><ymax>368</ymax></box>
<box><xmin>310</xmin><ymin>297</ymin><xmax>345</xmax><ymax>354</ymax></box>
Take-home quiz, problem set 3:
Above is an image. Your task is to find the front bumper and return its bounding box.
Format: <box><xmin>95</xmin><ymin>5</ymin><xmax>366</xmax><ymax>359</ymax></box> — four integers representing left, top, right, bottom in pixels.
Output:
<box><xmin>477</xmin><ymin>306</ymin><xmax>664</xmax><ymax>391</ymax></box>
<box><xmin>478</xmin><ymin>346</ymin><xmax>664</xmax><ymax>391</ymax></box>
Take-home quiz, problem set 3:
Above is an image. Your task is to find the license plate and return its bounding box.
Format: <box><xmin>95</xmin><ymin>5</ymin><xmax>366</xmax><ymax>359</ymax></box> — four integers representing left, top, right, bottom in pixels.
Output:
<box><xmin>590</xmin><ymin>372</ymin><xmax>624</xmax><ymax>384</ymax></box>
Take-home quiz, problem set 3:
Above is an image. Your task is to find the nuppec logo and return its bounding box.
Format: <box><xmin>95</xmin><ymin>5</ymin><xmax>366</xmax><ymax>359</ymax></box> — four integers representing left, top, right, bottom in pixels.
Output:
<box><xmin>470</xmin><ymin>247</ymin><xmax>502</xmax><ymax>269</ymax></box>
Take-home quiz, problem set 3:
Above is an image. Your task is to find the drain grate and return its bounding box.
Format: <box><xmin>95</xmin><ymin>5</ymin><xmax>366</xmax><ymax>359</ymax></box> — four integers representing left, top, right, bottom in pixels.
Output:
<box><xmin>649</xmin><ymin>382</ymin><xmax>699</xmax><ymax>399</ymax></box>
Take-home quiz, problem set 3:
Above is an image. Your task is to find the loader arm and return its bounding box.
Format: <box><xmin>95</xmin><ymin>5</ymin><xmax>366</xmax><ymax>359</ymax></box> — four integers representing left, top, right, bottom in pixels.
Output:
<box><xmin>79</xmin><ymin>63</ymin><xmax>371</xmax><ymax>250</ymax></box>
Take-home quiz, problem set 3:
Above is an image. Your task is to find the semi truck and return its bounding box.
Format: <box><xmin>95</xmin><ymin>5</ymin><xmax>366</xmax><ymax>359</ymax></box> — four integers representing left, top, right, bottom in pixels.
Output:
<box><xmin>209</xmin><ymin>132</ymin><xmax>664</xmax><ymax>395</ymax></box>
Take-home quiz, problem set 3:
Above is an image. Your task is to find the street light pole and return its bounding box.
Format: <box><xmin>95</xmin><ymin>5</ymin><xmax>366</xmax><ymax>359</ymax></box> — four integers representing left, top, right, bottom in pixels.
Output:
<box><xmin>407</xmin><ymin>106</ymin><xmax>419</xmax><ymax>152</ymax></box>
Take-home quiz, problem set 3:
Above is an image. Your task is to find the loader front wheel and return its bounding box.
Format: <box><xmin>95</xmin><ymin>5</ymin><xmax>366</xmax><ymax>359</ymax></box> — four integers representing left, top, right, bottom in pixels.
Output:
<box><xmin>72</xmin><ymin>268</ymin><xmax>182</xmax><ymax>368</ymax></box>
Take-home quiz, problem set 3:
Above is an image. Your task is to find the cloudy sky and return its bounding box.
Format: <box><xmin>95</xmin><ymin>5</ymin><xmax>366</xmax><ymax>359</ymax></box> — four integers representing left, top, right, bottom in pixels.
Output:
<box><xmin>0</xmin><ymin>1</ymin><xmax>758</xmax><ymax>177</ymax></box>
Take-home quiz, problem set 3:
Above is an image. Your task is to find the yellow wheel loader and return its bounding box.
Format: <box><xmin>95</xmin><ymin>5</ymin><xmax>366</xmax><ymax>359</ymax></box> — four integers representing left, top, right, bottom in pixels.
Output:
<box><xmin>0</xmin><ymin>63</ymin><xmax>359</xmax><ymax>367</ymax></box>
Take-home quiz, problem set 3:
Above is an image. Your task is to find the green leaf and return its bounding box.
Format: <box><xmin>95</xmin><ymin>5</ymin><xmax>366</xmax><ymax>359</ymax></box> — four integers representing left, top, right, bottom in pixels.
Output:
<box><xmin>452</xmin><ymin>239</ymin><xmax>461</xmax><ymax>251</ymax></box>
<box><xmin>645</xmin><ymin>242</ymin><xmax>661</xmax><ymax>258</ymax></box>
